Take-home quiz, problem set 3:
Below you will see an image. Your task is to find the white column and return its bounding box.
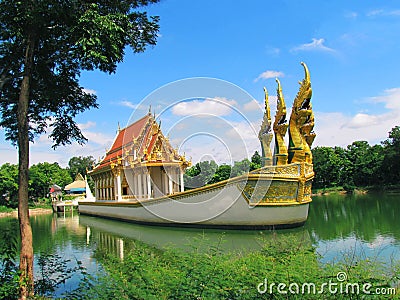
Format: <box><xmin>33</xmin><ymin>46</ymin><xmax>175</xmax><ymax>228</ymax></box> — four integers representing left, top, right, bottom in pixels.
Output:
<box><xmin>163</xmin><ymin>171</ymin><xmax>168</xmax><ymax>195</ymax></box>
<box><xmin>147</xmin><ymin>172</ymin><xmax>151</xmax><ymax>199</ymax></box>
<box><xmin>95</xmin><ymin>180</ymin><xmax>99</xmax><ymax>199</ymax></box>
<box><xmin>180</xmin><ymin>169</ymin><xmax>184</xmax><ymax>192</ymax></box>
<box><xmin>168</xmin><ymin>174</ymin><xmax>173</xmax><ymax>195</ymax></box>
<box><xmin>116</xmin><ymin>172</ymin><xmax>122</xmax><ymax>201</ymax></box>
<box><xmin>138</xmin><ymin>173</ymin><xmax>142</xmax><ymax>199</ymax></box>
<box><xmin>133</xmin><ymin>173</ymin><xmax>137</xmax><ymax>197</ymax></box>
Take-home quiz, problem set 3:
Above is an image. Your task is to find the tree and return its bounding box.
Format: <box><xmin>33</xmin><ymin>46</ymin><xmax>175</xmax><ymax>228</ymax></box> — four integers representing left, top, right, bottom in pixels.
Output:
<box><xmin>381</xmin><ymin>126</ymin><xmax>400</xmax><ymax>184</ymax></box>
<box><xmin>209</xmin><ymin>164</ymin><xmax>232</xmax><ymax>184</ymax></box>
<box><xmin>231</xmin><ymin>158</ymin><xmax>250</xmax><ymax>177</ymax></box>
<box><xmin>184</xmin><ymin>161</ymin><xmax>218</xmax><ymax>189</ymax></box>
<box><xmin>68</xmin><ymin>156</ymin><xmax>96</xmax><ymax>178</ymax></box>
<box><xmin>29</xmin><ymin>162</ymin><xmax>72</xmax><ymax>201</ymax></box>
<box><xmin>250</xmin><ymin>151</ymin><xmax>261</xmax><ymax>171</ymax></box>
<box><xmin>0</xmin><ymin>1</ymin><xmax>160</xmax><ymax>297</ymax></box>
<box><xmin>0</xmin><ymin>163</ymin><xmax>19</xmax><ymax>208</ymax></box>
<box><xmin>346</xmin><ymin>141</ymin><xmax>383</xmax><ymax>187</ymax></box>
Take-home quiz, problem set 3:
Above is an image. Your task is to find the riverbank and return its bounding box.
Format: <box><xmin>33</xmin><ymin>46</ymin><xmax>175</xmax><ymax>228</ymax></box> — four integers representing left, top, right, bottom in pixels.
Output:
<box><xmin>0</xmin><ymin>207</ymin><xmax>53</xmax><ymax>218</ymax></box>
<box><xmin>312</xmin><ymin>184</ymin><xmax>400</xmax><ymax>196</ymax></box>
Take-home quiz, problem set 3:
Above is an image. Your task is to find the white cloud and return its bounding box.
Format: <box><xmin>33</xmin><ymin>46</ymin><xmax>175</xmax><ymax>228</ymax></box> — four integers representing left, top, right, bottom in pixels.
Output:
<box><xmin>388</xmin><ymin>10</ymin><xmax>400</xmax><ymax>16</ymax></box>
<box><xmin>171</xmin><ymin>97</ymin><xmax>237</xmax><ymax>116</ymax></box>
<box><xmin>345</xmin><ymin>113</ymin><xmax>381</xmax><ymax>129</ymax></box>
<box><xmin>291</xmin><ymin>38</ymin><xmax>336</xmax><ymax>53</ymax></box>
<box><xmin>254</xmin><ymin>70</ymin><xmax>284</xmax><ymax>82</ymax></box>
<box><xmin>78</xmin><ymin>121</ymin><xmax>96</xmax><ymax>130</ymax></box>
<box><xmin>366</xmin><ymin>9</ymin><xmax>384</xmax><ymax>17</ymax></box>
<box><xmin>119</xmin><ymin>100</ymin><xmax>138</xmax><ymax>109</ymax></box>
<box><xmin>25</xmin><ymin>121</ymin><xmax>115</xmax><ymax>167</ymax></box>
<box><xmin>314</xmin><ymin>88</ymin><xmax>400</xmax><ymax>147</ymax></box>
<box><xmin>344</xmin><ymin>11</ymin><xmax>358</xmax><ymax>19</ymax></box>
<box><xmin>82</xmin><ymin>131</ymin><xmax>114</xmax><ymax>146</ymax></box>
<box><xmin>266</xmin><ymin>47</ymin><xmax>280</xmax><ymax>56</ymax></box>
<box><xmin>370</xmin><ymin>87</ymin><xmax>400</xmax><ymax>110</ymax></box>
<box><xmin>243</xmin><ymin>99</ymin><xmax>262</xmax><ymax>111</ymax></box>
<box><xmin>366</xmin><ymin>9</ymin><xmax>400</xmax><ymax>17</ymax></box>
<box><xmin>82</xmin><ymin>88</ymin><xmax>96</xmax><ymax>95</ymax></box>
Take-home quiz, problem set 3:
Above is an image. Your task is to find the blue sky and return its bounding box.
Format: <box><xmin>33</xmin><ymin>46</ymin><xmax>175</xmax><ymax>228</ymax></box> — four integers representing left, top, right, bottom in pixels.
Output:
<box><xmin>1</xmin><ymin>0</ymin><xmax>400</xmax><ymax>166</ymax></box>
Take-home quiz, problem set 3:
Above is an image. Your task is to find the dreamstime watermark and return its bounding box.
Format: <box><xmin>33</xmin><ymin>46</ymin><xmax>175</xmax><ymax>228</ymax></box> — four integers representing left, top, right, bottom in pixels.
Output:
<box><xmin>257</xmin><ymin>271</ymin><xmax>397</xmax><ymax>296</ymax></box>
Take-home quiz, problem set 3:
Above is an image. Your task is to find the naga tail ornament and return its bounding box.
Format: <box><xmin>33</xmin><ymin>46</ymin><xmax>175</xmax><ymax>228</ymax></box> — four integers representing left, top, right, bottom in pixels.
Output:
<box><xmin>258</xmin><ymin>87</ymin><xmax>273</xmax><ymax>166</ymax></box>
<box><xmin>288</xmin><ymin>62</ymin><xmax>315</xmax><ymax>164</ymax></box>
<box><xmin>273</xmin><ymin>78</ymin><xmax>288</xmax><ymax>165</ymax></box>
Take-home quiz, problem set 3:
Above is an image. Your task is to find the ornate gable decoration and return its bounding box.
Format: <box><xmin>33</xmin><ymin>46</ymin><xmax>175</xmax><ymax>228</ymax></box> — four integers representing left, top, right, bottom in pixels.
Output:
<box><xmin>90</xmin><ymin>112</ymin><xmax>190</xmax><ymax>175</ymax></box>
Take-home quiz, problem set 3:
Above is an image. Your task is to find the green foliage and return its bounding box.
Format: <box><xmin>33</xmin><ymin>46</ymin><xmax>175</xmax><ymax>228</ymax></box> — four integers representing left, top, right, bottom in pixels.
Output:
<box><xmin>0</xmin><ymin>229</ymin><xmax>19</xmax><ymax>299</ymax></box>
<box><xmin>250</xmin><ymin>150</ymin><xmax>262</xmax><ymax>170</ymax></box>
<box><xmin>231</xmin><ymin>158</ymin><xmax>250</xmax><ymax>177</ymax></box>
<box><xmin>0</xmin><ymin>163</ymin><xmax>19</xmax><ymax>208</ymax></box>
<box><xmin>0</xmin><ymin>0</ymin><xmax>160</xmax><ymax>146</ymax></box>
<box><xmin>29</xmin><ymin>162</ymin><xmax>72</xmax><ymax>200</ymax></box>
<box><xmin>381</xmin><ymin>126</ymin><xmax>400</xmax><ymax>184</ymax></box>
<box><xmin>35</xmin><ymin>253</ymin><xmax>84</xmax><ymax>297</ymax></box>
<box><xmin>184</xmin><ymin>154</ymin><xmax>257</xmax><ymax>189</ymax></box>
<box><xmin>66</xmin><ymin>234</ymin><xmax>400</xmax><ymax>299</ymax></box>
<box><xmin>0</xmin><ymin>205</ymin><xmax>14</xmax><ymax>213</ymax></box>
<box><xmin>312</xmin><ymin>126</ymin><xmax>400</xmax><ymax>191</ymax></box>
<box><xmin>68</xmin><ymin>155</ymin><xmax>96</xmax><ymax>191</ymax></box>
<box><xmin>184</xmin><ymin>160</ymin><xmax>218</xmax><ymax>189</ymax></box>
<box><xmin>209</xmin><ymin>164</ymin><xmax>231</xmax><ymax>184</ymax></box>
<box><xmin>68</xmin><ymin>156</ymin><xmax>96</xmax><ymax>179</ymax></box>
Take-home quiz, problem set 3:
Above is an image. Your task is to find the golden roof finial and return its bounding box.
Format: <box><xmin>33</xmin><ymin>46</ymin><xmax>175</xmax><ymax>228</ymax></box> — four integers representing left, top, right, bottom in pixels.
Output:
<box><xmin>263</xmin><ymin>87</ymin><xmax>271</xmax><ymax>123</ymax></box>
<box><xmin>259</xmin><ymin>87</ymin><xmax>273</xmax><ymax>166</ymax></box>
<box><xmin>301</xmin><ymin>61</ymin><xmax>310</xmax><ymax>83</ymax></box>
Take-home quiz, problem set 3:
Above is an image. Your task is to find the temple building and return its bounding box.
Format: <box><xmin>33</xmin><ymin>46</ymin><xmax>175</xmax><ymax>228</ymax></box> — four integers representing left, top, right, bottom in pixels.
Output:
<box><xmin>89</xmin><ymin>112</ymin><xmax>191</xmax><ymax>201</ymax></box>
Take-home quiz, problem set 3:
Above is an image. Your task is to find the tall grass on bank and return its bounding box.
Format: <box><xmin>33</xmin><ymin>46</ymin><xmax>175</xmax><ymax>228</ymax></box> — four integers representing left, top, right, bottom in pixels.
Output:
<box><xmin>67</xmin><ymin>234</ymin><xmax>400</xmax><ymax>299</ymax></box>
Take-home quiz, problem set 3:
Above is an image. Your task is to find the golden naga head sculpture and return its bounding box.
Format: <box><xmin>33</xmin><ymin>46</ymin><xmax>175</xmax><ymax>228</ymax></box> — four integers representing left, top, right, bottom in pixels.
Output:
<box><xmin>259</xmin><ymin>62</ymin><xmax>316</xmax><ymax>166</ymax></box>
<box><xmin>287</xmin><ymin>62</ymin><xmax>316</xmax><ymax>164</ymax></box>
<box><xmin>273</xmin><ymin>78</ymin><xmax>288</xmax><ymax>137</ymax></box>
<box><xmin>258</xmin><ymin>87</ymin><xmax>273</xmax><ymax>166</ymax></box>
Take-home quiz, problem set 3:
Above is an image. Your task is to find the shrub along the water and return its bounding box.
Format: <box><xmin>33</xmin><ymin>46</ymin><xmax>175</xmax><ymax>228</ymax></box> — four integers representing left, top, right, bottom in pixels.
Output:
<box><xmin>67</xmin><ymin>234</ymin><xmax>400</xmax><ymax>300</ymax></box>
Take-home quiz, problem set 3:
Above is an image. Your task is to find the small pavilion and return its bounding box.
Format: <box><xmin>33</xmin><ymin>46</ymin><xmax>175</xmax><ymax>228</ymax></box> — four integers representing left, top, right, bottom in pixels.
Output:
<box><xmin>89</xmin><ymin>112</ymin><xmax>190</xmax><ymax>201</ymax></box>
<box><xmin>64</xmin><ymin>173</ymin><xmax>86</xmax><ymax>195</ymax></box>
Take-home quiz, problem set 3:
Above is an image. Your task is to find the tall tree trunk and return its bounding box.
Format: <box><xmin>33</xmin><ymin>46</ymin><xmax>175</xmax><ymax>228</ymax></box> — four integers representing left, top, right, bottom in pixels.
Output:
<box><xmin>17</xmin><ymin>35</ymin><xmax>35</xmax><ymax>300</ymax></box>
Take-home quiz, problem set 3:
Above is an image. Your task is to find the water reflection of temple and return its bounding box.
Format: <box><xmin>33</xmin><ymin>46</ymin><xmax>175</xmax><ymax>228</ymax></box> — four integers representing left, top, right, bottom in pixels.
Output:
<box><xmin>51</xmin><ymin>213</ymin><xmax>86</xmax><ymax>236</ymax></box>
<box><xmin>86</xmin><ymin>225</ymin><xmax>125</xmax><ymax>260</ymax></box>
<box><xmin>80</xmin><ymin>215</ymin><xmax>311</xmax><ymax>254</ymax></box>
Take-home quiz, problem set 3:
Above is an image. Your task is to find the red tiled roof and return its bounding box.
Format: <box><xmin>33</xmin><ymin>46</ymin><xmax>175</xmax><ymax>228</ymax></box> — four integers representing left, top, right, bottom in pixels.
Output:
<box><xmin>93</xmin><ymin>114</ymin><xmax>151</xmax><ymax>171</ymax></box>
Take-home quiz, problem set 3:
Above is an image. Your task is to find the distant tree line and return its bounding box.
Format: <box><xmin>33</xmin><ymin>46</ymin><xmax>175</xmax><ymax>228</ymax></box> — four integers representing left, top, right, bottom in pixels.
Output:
<box><xmin>0</xmin><ymin>156</ymin><xmax>95</xmax><ymax>208</ymax></box>
<box><xmin>312</xmin><ymin>126</ymin><xmax>400</xmax><ymax>191</ymax></box>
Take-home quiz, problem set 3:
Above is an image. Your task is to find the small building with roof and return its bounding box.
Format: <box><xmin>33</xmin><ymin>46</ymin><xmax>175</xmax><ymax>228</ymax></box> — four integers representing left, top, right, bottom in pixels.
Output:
<box><xmin>64</xmin><ymin>173</ymin><xmax>86</xmax><ymax>195</ymax></box>
<box><xmin>88</xmin><ymin>112</ymin><xmax>191</xmax><ymax>201</ymax></box>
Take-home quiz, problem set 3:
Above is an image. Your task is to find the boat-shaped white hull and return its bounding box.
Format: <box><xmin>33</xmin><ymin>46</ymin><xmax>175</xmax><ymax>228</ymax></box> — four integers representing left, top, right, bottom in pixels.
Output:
<box><xmin>79</xmin><ymin>163</ymin><xmax>313</xmax><ymax>229</ymax></box>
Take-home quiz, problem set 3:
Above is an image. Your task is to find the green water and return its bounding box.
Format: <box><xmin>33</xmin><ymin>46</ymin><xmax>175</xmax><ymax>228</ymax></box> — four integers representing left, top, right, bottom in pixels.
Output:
<box><xmin>0</xmin><ymin>192</ymin><xmax>399</xmax><ymax>296</ymax></box>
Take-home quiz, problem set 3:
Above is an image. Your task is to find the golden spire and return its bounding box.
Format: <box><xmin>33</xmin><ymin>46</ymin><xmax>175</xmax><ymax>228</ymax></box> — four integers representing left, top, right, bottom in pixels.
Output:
<box><xmin>273</xmin><ymin>78</ymin><xmax>289</xmax><ymax>165</ymax></box>
<box><xmin>288</xmin><ymin>62</ymin><xmax>314</xmax><ymax>164</ymax></box>
<box><xmin>258</xmin><ymin>87</ymin><xmax>273</xmax><ymax>166</ymax></box>
<box><xmin>263</xmin><ymin>87</ymin><xmax>271</xmax><ymax>123</ymax></box>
